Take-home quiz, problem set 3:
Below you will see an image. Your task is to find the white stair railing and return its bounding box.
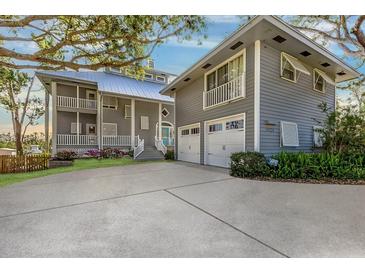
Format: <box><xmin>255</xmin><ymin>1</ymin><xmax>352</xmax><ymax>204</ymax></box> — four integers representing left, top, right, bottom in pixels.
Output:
<box><xmin>133</xmin><ymin>137</ymin><xmax>144</xmax><ymax>159</ymax></box>
<box><xmin>155</xmin><ymin>136</ymin><xmax>167</xmax><ymax>155</ymax></box>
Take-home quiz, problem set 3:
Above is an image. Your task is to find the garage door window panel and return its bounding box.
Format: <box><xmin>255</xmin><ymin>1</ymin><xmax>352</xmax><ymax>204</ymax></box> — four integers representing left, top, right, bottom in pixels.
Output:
<box><xmin>226</xmin><ymin>119</ymin><xmax>244</xmax><ymax>130</ymax></box>
<box><xmin>209</xmin><ymin>123</ymin><xmax>223</xmax><ymax>133</ymax></box>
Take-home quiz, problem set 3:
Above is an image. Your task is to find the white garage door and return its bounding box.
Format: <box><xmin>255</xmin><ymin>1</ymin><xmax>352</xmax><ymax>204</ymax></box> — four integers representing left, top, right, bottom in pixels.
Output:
<box><xmin>178</xmin><ymin>124</ymin><xmax>200</xmax><ymax>164</ymax></box>
<box><xmin>206</xmin><ymin>114</ymin><xmax>245</xmax><ymax>168</ymax></box>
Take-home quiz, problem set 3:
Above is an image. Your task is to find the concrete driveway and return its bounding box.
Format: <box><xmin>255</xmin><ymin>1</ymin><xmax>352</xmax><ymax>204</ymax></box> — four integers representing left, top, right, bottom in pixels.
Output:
<box><xmin>0</xmin><ymin>161</ymin><xmax>365</xmax><ymax>257</ymax></box>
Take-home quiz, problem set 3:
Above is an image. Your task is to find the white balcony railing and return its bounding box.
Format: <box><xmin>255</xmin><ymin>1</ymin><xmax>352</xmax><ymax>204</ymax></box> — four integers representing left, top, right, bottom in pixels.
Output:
<box><xmin>57</xmin><ymin>134</ymin><xmax>138</xmax><ymax>146</ymax></box>
<box><xmin>102</xmin><ymin>135</ymin><xmax>139</xmax><ymax>147</ymax></box>
<box><xmin>57</xmin><ymin>96</ymin><xmax>97</xmax><ymax>110</ymax></box>
<box><xmin>203</xmin><ymin>74</ymin><xmax>245</xmax><ymax>109</ymax></box>
<box><xmin>57</xmin><ymin>134</ymin><xmax>97</xmax><ymax>146</ymax></box>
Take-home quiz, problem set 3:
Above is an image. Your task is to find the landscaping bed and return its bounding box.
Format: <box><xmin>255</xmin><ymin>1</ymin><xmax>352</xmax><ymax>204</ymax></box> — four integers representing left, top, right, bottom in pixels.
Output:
<box><xmin>245</xmin><ymin>176</ymin><xmax>365</xmax><ymax>185</ymax></box>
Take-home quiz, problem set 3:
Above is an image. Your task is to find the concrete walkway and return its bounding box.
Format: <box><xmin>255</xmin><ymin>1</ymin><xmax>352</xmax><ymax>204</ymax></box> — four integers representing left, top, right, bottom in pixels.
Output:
<box><xmin>0</xmin><ymin>161</ymin><xmax>364</xmax><ymax>257</ymax></box>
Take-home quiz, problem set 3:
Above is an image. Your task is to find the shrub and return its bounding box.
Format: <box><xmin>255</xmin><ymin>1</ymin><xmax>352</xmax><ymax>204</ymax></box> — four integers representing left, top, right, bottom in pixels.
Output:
<box><xmin>230</xmin><ymin>152</ymin><xmax>270</xmax><ymax>178</ymax></box>
<box><xmin>85</xmin><ymin>149</ymin><xmax>100</xmax><ymax>158</ymax></box>
<box><xmin>272</xmin><ymin>151</ymin><xmax>365</xmax><ymax>180</ymax></box>
<box><xmin>55</xmin><ymin>150</ymin><xmax>78</xmax><ymax>161</ymax></box>
<box><xmin>165</xmin><ymin>150</ymin><xmax>174</xmax><ymax>160</ymax></box>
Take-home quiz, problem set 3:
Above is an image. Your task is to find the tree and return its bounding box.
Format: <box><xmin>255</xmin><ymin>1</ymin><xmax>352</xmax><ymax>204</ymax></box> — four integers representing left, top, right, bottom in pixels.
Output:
<box><xmin>0</xmin><ymin>68</ymin><xmax>45</xmax><ymax>155</ymax></box>
<box><xmin>0</xmin><ymin>16</ymin><xmax>206</xmax><ymax>71</ymax></box>
<box><xmin>286</xmin><ymin>16</ymin><xmax>365</xmax><ymax>85</ymax></box>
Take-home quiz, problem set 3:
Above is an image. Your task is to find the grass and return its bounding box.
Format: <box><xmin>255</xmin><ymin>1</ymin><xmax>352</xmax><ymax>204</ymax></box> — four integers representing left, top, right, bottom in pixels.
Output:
<box><xmin>0</xmin><ymin>157</ymin><xmax>150</xmax><ymax>187</ymax></box>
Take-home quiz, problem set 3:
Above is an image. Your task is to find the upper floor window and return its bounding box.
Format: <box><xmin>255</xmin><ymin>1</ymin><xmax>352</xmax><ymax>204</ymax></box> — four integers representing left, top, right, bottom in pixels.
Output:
<box><xmin>156</xmin><ymin>75</ymin><xmax>166</xmax><ymax>82</ymax></box>
<box><xmin>144</xmin><ymin>73</ymin><xmax>153</xmax><ymax>80</ymax></box>
<box><xmin>280</xmin><ymin>52</ymin><xmax>310</xmax><ymax>83</ymax></box>
<box><xmin>205</xmin><ymin>51</ymin><xmax>245</xmax><ymax>92</ymax></box>
<box><xmin>313</xmin><ymin>68</ymin><xmax>335</xmax><ymax>93</ymax></box>
<box><xmin>103</xmin><ymin>96</ymin><xmax>118</xmax><ymax>109</ymax></box>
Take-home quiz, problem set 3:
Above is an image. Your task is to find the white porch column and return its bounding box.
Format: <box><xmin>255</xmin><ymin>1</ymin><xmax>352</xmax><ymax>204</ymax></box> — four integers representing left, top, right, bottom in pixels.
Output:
<box><xmin>100</xmin><ymin>95</ymin><xmax>104</xmax><ymax>149</ymax></box>
<box><xmin>131</xmin><ymin>99</ymin><xmax>135</xmax><ymax>147</ymax></box>
<box><xmin>51</xmin><ymin>82</ymin><xmax>57</xmax><ymax>156</ymax></box>
<box><xmin>97</xmin><ymin>92</ymin><xmax>101</xmax><ymax>149</ymax></box>
<box><xmin>44</xmin><ymin>91</ymin><xmax>50</xmax><ymax>153</ymax></box>
<box><xmin>76</xmin><ymin>86</ymin><xmax>80</xmax><ymax>145</ymax></box>
<box><xmin>158</xmin><ymin>102</ymin><xmax>162</xmax><ymax>141</ymax></box>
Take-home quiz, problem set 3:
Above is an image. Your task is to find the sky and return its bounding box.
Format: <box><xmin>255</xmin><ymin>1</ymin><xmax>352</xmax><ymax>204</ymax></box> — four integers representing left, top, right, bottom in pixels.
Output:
<box><xmin>0</xmin><ymin>15</ymin><xmax>364</xmax><ymax>134</ymax></box>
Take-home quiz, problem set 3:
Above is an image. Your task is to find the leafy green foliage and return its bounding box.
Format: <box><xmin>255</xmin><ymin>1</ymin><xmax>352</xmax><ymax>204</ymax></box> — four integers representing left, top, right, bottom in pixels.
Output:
<box><xmin>271</xmin><ymin>152</ymin><xmax>365</xmax><ymax>180</ymax></box>
<box><xmin>164</xmin><ymin>150</ymin><xmax>174</xmax><ymax>160</ymax></box>
<box><xmin>315</xmin><ymin>102</ymin><xmax>365</xmax><ymax>154</ymax></box>
<box><xmin>230</xmin><ymin>152</ymin><xmax>270</xmax><ymax>178</ymax></box>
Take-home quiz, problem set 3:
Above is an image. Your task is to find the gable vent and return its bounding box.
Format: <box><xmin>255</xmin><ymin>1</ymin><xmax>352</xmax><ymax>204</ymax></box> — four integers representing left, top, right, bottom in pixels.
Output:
<box><xmin>184</xmin><ymin>77</ymin><xmax>191</xmax><ymax>82</ymax></box>
<box><xmin>202</xmin><ymin>63</ymin><xmax>212</xmax><ymax>69</ymax></box>
<box><xmin>321</xmin><ymin>62</ymin><xmax>331</xmax><ymax>67</ymax></box>
<box><xmin>230</xmin><ymin>41</ymin><xmax>243</xmax><ymax>50</ymax></box>
<box><xmin>337</xmin><ymin>71</ymin><xmax>346</xmax><ymax>76</ymax></box>
<box><xmin>300</xmin><ymin>51</ymin><xmax>311</xmax><ymax>57</ymax></box>
<box><xmin>273</xmin><ymin>35</ymin><xmax>286</xmax><ymax>43</ymax></box>
<box><xmin>170</xmin><ymin>88</ymin><xmax>176</xmax><ymax>91</ymax></box>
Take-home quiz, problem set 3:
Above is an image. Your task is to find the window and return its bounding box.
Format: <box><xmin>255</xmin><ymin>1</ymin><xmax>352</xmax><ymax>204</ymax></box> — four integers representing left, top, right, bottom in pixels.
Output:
<box><xmin>145</xmin><ymin>73</ymin><xmax>153</xmax><ymax>80</ymax></box>
<box><xmin>191</xmin><ymin>127</ymin><xmax>200</xmax><ymax>135</ymax></box>
<box><xmin>71</xmin><ymin>123</ymin><xmax>82</xmax><ymax>134</ymax></box>
<box><xmin>226</xmin><ymin>119</ymin><xmax>244</xmax><ymax>130</ymax></box>
<box><xmin>209</xmin><ymin>123</ymin><xmax>223</xmax><ymax>133</ymax></box>
<box><xmin>280</xmin><ymin>52</ymin><xmax>310</xmax><ymax>83</ymax></box>
<box><xmin>103</xmin><ymin>123</ymin><xmax>117</xmax><ymax>136</ymax></box>
<box><xmin>313</xmin><ymin>126</ymin><xmax>324</xmax><ymax>147</ymax></box>
<box><xmin>161</xmin><ymin>107</ymin><xmax>169</xmax><ymax>117</ymax></box>
<box><xmin>86</xmin><ymin>90</ymin><xmax>96</xmax><ymax>100</ymax></box>
<box><xmin>181</xmin><ymin>129</ymin><xmax>190</xmax><ymax>136</ymax></box>
<box><xmin>124</xmin><ymin>105</ymin><xmax>131</xmax><ymax>118</ymax></box>
<box><xmin>86</xmin><ymin>124</ymin><xmax>96</xmax><ymax>135</ymax></box>
<box><xmin>280</xmin><ymin>121</ymin><xmax>299</xmax><ymax>147</ymax></box>
<box><xmin>156</xmin><ymin>75</ymin><xmax>166</xmax><ymax>82</ymax></box>
<box><xmin>141</xmin><ymin>116</ymin><xmax>149</xmax><ymax>130</ymax></box>
<box><xmin>205</xmin><ymin>52</ymin><xmax>244</xmax><ymax>92</ymax></box>
<box><xmin>103</xmin><ymin>96</ymin><xmax>118</xmax><ymax>109</ymax></box>
<box><xmin>313</xmin><ymin>69</ymin><xmax>335</xmax><ymax>92</ymax></box>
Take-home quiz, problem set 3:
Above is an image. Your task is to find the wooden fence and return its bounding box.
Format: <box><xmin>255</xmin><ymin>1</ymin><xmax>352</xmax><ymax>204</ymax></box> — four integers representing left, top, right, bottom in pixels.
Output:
<box><xmin>0</xmin><ymin>155</ymin><xmax>49</xmax><ymax>174</ymax></box>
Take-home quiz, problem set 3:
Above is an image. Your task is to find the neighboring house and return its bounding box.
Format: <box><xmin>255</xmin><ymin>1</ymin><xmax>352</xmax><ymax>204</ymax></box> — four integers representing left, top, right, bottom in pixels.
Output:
<box><xmin>0</xmin><ymin>148</ymin><xmax>16</xmax><ymax>156</ymax></box>
<box><xmin>36</xmin><ymin>66</ymin><xmax>176</xmax><ymax>159</ymax></box>
<box><xmin>161</xmin><ymin>16</ymin><xmax>360</xmax><ymax>168</ymax></box>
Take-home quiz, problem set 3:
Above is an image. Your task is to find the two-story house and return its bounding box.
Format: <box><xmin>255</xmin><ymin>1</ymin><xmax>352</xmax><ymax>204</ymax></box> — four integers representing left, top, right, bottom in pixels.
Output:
<box><xmin>160</xmin><ymin>16</ymin><xmax>360</xmax><ymax>167</ymax></box>
<box><xmin>36</xmin><ymin>65</ymin><xmax>176</xmax><ymax>159</ymax></box>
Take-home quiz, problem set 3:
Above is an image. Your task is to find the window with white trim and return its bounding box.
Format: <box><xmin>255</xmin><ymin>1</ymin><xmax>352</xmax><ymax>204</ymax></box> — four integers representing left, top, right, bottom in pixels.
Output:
<box><xmin>86</xmin><ymin>124</ymin><xmax>96</xmax><ymax>135</ymax></box>
<box><xmin>124</xmin><ymin>105</ymin><xmax>131</xmax><ymax>118</ymax></box>
<box><xmin>144</xmin><ymin>73</ymin><xmax>153</xmax><ymax>80</ymax></box>
<box><xmin>141</xmin><ymin>116</ymin><xmax>149</xmax><ymax>130</ymax></box>
<box><xmin>313</xmin><ymin>126</ymin><xmax>324</xmax><ymax>147</ymax></box>
<box><xmin>191</xmin><ymin>127</ymin><xmax>200</xmax><ymax>135</ymax></box>
<box><xmin>280</xmin><ymin>121</ymin><xmax>299</xmax><ymax>147</ymax></box>
<box><xmin>313</xmin><ymin>69</ymin><xmax>335</xmax><ymax>93</ymax></box>
<box><xmin>205</xmin><ymin>53</ymin><xmax>244</xmax><ymax>92</ymax></box>
<box><xmin>86</xmin><ymin>90</ymin><xmax>96</xmax><ymax>100</ymax></box>
<box><xmin>226</xmin><ymin>119</ymin><xmax>244</xmax><ymax>130</ymax></box>
<box><xmin>156</xmin><ymin>75</ymin><xmax>166</xmax><ymax>82</ymax></box>
<box><xmin>208</xmin><ymin>123</ymin><xmax>223</xmax><ymax>133</ymax></box>
<box><xmin>103</xmin><ymin>123</ymin><xmax>117</xmax><ymax>136</ymax></box>
<box><xmin>280</xmin><ymin>52</ymin><xmax>310</xmax><ymax>83</ymax></box>
<box><xmin>71</xmin><ymin>122</ymin><xmax>82</xmax><ymax>134</ymax></box>
<box><xmin>161</xmin><ymin>107</ymin><xmax>169</xmax><ymax>117</ymax></box>
<box><xmin>103</xmin><ymin>96</ymin><xmax>118</xmax><ymax>109</ymax></box>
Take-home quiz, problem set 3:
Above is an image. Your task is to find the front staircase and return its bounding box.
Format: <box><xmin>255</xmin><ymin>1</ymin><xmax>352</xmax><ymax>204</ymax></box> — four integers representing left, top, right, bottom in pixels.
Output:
<box><xmin>135</xmin><ymin>145</ymin><xmax>164</xmax><ymax>160</ymax></box>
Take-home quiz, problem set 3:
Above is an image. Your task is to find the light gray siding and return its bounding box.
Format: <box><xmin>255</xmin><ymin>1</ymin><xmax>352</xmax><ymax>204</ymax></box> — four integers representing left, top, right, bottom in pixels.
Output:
<box><xmin>57</xmin><ymin>111</ymin><xmax>96</xmax><ymax>134</ymax></box>
<box><xmin>260</xmin><ymin>43</ymin><xmax>336</xmax><ymax>155</ymax></box>
<box><xmin>103</xmin><ymin>98</ymin><xmax>131</xmax><ymax>136</ymax></box>
<box><xmin>175</xmin><ymin>45</ymin><xmax>255</xmax><ymax>164</ymax></box>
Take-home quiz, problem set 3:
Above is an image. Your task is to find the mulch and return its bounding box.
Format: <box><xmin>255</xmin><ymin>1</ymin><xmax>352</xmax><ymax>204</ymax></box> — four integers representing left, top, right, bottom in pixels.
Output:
<box><xmin>243</xmin><ymin>176</ymin><xmax>365</xmax><ymax>185</ymax></box>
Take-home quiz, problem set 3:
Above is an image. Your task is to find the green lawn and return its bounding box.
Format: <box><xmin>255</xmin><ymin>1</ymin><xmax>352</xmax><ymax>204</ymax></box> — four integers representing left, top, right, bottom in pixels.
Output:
<box><xmin>0</xmin><ymin>157</ymin><xmax>151</xmax><ymax>187</ymax></box>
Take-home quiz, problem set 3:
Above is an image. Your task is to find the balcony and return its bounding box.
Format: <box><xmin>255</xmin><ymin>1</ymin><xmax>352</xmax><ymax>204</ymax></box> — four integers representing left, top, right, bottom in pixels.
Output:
<box><xmin>203</xmin><ymin>74</ymin><xmax>245</xmax><ymax>109</ymax></box>
<box><xmin>57</xmin><ymin>96</ymin><xmax>97</xmax><ymax>110</ymax></box>
<box><xmin>56</xmin><ymin>134</ymin><xmax>139</xmax><ymax>147</ymax></box>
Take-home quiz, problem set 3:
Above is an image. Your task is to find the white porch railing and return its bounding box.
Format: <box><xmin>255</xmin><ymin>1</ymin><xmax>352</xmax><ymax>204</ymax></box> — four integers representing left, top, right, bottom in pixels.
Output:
<box><xmin>155</xmin><ymin>136</ymin><xmax>167</xmax><ymax>155</ymax></box>
<box><xmin>102</xmin><ymin>135</ymin><xmax>138</xmax><ymax>146</ymax></box>
<box><xmin>133</xmin><ymin>138</ymin><xmax>144</xmax><ymax>159</ymax></box>
<box><xmin>203</xmin><ymin>74</ymin><xmax>245</xmax><ymax>109</ymax></box>
<box><xmin>57</xmin><ymin>134</ymin><xmax>97</xmax><ymax>145</ymax></box>
<box><xmin>57</xmin><ymin>96</ymin><xmax>97</xmax><ymax>110</ymax></box>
